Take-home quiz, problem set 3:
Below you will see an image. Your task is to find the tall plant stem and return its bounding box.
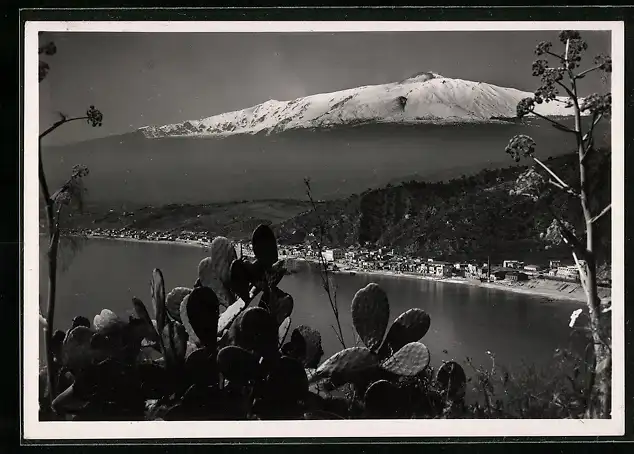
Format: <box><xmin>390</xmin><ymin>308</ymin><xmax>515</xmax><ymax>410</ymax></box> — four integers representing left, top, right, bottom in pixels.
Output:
<box><xmin>38</xmin><ymin>139</ymin><xmax>60</xmax><ymax>410</ymax></box>
<box><xmin>569</xmin><ymin>71</ymin><xmax>611</xmax><ymax>419</ymax></box>
<box><xmin>303</xmin><ymin>179</ymin><xmax>346</xmax><ymax>349</ymax></box>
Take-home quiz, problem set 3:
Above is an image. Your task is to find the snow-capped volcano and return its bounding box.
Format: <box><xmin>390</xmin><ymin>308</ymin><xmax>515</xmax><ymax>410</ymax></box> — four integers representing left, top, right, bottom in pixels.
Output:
<box><xmin>139</xmin><ymin>72</ymin><xmax>579</xmax><ymax>139</ymax></box>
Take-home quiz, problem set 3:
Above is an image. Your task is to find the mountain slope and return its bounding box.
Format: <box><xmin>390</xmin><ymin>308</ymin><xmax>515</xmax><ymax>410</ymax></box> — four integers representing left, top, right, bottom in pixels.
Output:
<box><xmin>275</xmin><ymin>149</ymin><xmax>612</xmax><ymax>267</ymax></box>
<box><xmin>139</xmin><ymin>72</ymin><xmax>580</xmax><ymax>139</ymax></box>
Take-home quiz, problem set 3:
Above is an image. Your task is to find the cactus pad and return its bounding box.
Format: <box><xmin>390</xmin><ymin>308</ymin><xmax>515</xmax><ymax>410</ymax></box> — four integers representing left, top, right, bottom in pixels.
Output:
<box><xmin>229</xmin><ymin>259</ymin><xmax>252</xmax><ymax>302</ymax></box>
<box><xmin>71</xmin><ymin>316</ymin><xmax>91</xmax><ymax>330</ymax></box>
<box><xmin>230</xmin><ymin>306</ymin><xmax>278</xmax><ymax>357</ymax></box>
<box><xmin>380</xmin><ymin>342</ymin><xmax>430</xmax><ymax>377</ymax></box>
<box><xmin>184</xmin><ymin>347</ymin><xmax>217</xmax><ymax>385</ymax></box>
<box><xmin>351</xmin><ymin>283</ymin><xmax>390</xmax><ymax>352</ymax></box>
<box><xmin>364</xmin><ymin>379</ymin><xmax>402</xmax><ymax>418</ymax></box>
<box><xmin>151</xmin><ymin>268</ymin><xmax>166</xmax><ymax>333</ymax></box>
<box><xmin>381</xmin><ymin>308</ymin><xmax>431</xmax><ymax>357</ymax></box>
<box><xmin>131</xmin><ymin>297</ymin><xmax>160</xmax><ymax>344</ymax></box>
<box><xmin>198</xmin><ymin>255</ymin><xmax>235</xmax><ymax>308</ymax></box>
<box><xmin>179</xmin><ymin>286</ymin><xmax>220</xmax><ymax>349</ymax></box>
<box><xmin>264</xmin><ymin>287</ymin><xmax>294</xmax><ymax>326</ymax></box>
<box><xmin>61</xmin><ymin>326</ymin><xmax>98</xmax><ymax>372</ymax></box>
<box><xmin>251</xmin><ymin>224</ymin><xmax>278</xmax><ymax>268</ymax></box>
<box><xmin>436</xmin><ymin>361</ymin><xmax>467</xmax><ymax>399</ymax></box>
<box><xmin>296</xmin><ymin>325</ymin><xmax>323</xmax><ymax>369</ymax></box>
<box><xmin>217</xmin><ymin>298</ymin><xmax>247</xmax><ymax>335</ymax></box>
<box><xmin>162</xmin><ymin>321</ymin><xmax>188</xmax><ymax>367</ymax></box>
<box><xmin>267</xmin><ymin>259</ymin><xmax>287</xmax><ymax>288</ymax></box>
<box><xmin>281</xmin><ymin>329</ymin><xmax>306</xmax><ymax>361</ymax></box>
<box><xmin>217</xmin><ymin>345</ymin><xmax>262</xmax><ymax>383</ymax></box>
<box><xmin>165</xmin><ymin>287</ymin><xmax>192</xmax><ymax>323</ymax></box>
<box><xmin>313</xmin><ymin>347</ymin><xmax>379</xmax><ymax>383</ymax></box>
<box><xmin>93</xmin><ymin>309</ymin><xmax>124</xmax><ymax>334</ymax></box>
<box><xmin>278</xmin><ymin>316</ymin><xmax>291</xmax><ymax>347</ymax></box>
<box><xmin>210</xmin><ymin>236</ymin><xmax>237</xmax><ymax>284</ymax></box>
<box><xmin>263</xmin><ymin>356</ymin><xmax>309</xmax><ymax>402</ymax></box>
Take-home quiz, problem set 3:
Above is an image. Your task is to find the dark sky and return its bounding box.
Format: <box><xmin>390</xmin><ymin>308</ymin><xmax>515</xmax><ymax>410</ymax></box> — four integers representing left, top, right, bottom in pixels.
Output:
<box><xmin>39</xmin><ymin>30</ymin><xmax>611</xmax><ymax>146</ymax></box>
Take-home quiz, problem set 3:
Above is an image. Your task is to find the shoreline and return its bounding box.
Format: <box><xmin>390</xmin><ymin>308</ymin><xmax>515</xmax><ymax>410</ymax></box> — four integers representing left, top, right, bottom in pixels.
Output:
<box><xmin>293</xmin><ymin>257</ymin><xmax>593</xmax><ymax>304</ymax></box>
<box><xmin>69</xmin><ymin>233</ymin><xmax>605</xmax><ymax>304</ymax></box>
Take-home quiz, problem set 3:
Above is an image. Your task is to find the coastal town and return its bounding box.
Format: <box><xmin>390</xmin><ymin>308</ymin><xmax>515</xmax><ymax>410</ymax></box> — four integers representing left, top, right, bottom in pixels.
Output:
<box><xmin>65</xmin><ymin>226</ymin><xmax>596</xmax><ymax>288</ymax></box>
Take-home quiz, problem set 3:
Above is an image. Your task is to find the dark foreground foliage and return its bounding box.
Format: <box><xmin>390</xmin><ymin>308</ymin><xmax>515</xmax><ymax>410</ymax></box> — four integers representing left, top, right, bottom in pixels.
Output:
<box><xmin>40</xmin><ymin>225</ymin><xmax>595</xmax><ymax>421</ymax></box>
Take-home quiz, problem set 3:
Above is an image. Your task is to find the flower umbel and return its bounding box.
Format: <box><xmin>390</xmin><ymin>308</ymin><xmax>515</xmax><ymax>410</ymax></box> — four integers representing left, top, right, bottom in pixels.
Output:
<box><xmin>505</xmin><ymin>135</ymin><xmax>536</xmax><ymax>162</ymax></box>
<box><xmin>86</xmin><ymin>106</ymin><xmax>103</xmax><ymax>127</ymax></box>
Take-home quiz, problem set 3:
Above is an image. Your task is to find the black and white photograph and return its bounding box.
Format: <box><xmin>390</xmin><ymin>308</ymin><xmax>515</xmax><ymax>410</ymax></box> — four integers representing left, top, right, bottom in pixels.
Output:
<box><xmin>23</xmin><ymin>20</ymin><xmax>624</xmax><ymax>439</ymax></box>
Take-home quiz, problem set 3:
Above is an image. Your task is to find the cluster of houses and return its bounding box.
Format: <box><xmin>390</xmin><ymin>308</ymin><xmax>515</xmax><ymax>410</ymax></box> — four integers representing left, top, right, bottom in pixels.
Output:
<box><xmin>268</xmin><ymin>243</ymin><xmax>584</xmax><ymax>284</ymax></box>
<box><xmin>70</xmin><ymin>227</ymin><xmax>214</xmax><ymax>244</ymax></box>
<box><xmin>72</xmin><ymin>227</ymin><xmax>583</xmax><ymax>285</ymax></box>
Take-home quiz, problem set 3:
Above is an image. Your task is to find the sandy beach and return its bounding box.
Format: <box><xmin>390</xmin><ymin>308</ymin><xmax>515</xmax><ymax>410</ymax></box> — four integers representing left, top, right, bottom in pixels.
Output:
<box><xmin>327</xmin><ymin>266</ymin><xmax>601</xmax><ymax>304</ymax></box>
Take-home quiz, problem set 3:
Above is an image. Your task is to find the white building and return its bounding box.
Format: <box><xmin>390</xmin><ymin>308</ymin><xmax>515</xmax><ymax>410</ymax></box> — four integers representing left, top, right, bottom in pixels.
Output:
<box><xmin>557</xmin><ymin>265</ymin><xmax>580</xmax><ymax>280</ymax></box>
<box><xmin>322</xmin><ymin>248</ymin><xmax>344</xmax><ymax>262</ymax></box>
<box><xmin>503</xmin><ymin>260</ymin><xmax>524</xmax><ymax>269</ymax></box>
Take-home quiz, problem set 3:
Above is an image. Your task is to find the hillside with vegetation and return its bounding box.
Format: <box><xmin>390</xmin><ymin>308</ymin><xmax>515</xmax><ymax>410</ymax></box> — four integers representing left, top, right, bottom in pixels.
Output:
<box><xmin>275</xmin><ymin>148</ymin><xmax>611</xmax><ymax>270</ymax></box>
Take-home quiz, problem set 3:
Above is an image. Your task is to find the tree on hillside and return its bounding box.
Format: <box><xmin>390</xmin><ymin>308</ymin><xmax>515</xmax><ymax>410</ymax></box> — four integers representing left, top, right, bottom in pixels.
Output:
<box><xmin>38</xmin><ymin>33</ymin><xmax>103</xmax><ymax>414</ymax></box>
<box><xmin>504</xmin><ymin>30</ymin><xmax>612</xmax><ymax>418</ymax></box>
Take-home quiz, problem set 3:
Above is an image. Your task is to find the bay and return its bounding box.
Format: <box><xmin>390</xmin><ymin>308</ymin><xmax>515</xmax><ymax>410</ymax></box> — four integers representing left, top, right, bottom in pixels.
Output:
<box><xmin>38</xmin><ymin>236</ymin><xmax>588</xmax><ymax>375</ymax></box>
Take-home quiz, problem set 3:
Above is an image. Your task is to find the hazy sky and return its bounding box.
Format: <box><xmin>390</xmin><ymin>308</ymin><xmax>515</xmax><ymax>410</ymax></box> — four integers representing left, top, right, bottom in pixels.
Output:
<box><xmin>39</xmin><ymin>30</ymin><xmax>611</xmax><ymax>145</ymax></box>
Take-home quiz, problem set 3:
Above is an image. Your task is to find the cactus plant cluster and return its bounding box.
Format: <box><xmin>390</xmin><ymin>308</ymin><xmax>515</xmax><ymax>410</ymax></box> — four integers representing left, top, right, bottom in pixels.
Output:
<box><xmin>44</xmin><ymin>225</ymin><xmax>325</xmax><ymax>421</ymax></box>
<box><xmin>308</xmin><ymin>282</ymin><xmax>469</xmax><ymax>418</ymax></box>
<box><xmin>312</xmin><ymin>283</ymin><xmax>432</xmax><ymax>384</ymax></box>
<box><xmin>42</xmin><ymin>224</ymin><xmax>472</xmax><ymax>421</ymax></box>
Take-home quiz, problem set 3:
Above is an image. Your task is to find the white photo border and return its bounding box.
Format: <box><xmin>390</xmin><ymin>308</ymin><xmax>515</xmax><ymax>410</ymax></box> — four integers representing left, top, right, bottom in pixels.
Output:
<box><xmin>23</xmin><ymin>20</ymin><xmax>625</xmax><ymax>440</ymax></box>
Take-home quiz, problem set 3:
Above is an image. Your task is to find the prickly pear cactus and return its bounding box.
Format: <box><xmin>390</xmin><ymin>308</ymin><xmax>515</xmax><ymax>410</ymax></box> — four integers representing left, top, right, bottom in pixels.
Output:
<box><xmin>312</xmin><ymin>347</ymin><xmax>379</xmax><ymax>384</ymax></box>
<box><xmin>179</xmin><ymin>286</ymin><xmax>220</xmax><ymax>349</ymax></box>
<box><xmin>217</xmin><ymin>345</ymin><xmax>262</xmax><ymax>383</ymax></box>
<box><xmin>251</xmin><ymin>224</ymin><xmax>278</xmax><ymax>269</ymax></box>
<box><xmin>261</xmin><ymin>287</ymin><xmax>294</xmax><ymax>326</ymax></box>
<box><xmin>229</xmin><ymin>307</ymin><xmax>278</xmax><ymax>358</ymax></box>
<box><xmin>267</xmin><ymin>259</ymin><xmax>287</xmax><ymax>288</ymax></box>
<box><xmin>61</xmin><ymin>325</ymin><xmax>99</xmax><ymax>372</ymax></box>
<box><xmin>281</xmin><ymin>328</ymin><xmax>306</xmax><ymax>361</ymax></box>
<box><xmin>278</xmin><ymin>316</ymin><xmax>291</xmax><ymax>347</ymax></box>
<box><xmin>380</xmin><ymin>308</ymin><xmax>431</xmax><ymax>357</ymax></box>
<box><xmin>210</xmin><ymin>236</ymin><xmax>237</xmax><ymax>284</ymax></box>
<box><xmin>258</xmin><ymin>355</ymin><xmax>308</xmax><ymax>405</ymax></box>
<box><xmin>313</xmin><ymin>283</ymin><xmax>432</xmax><ymax>389</ymax></box>
<box><xmin>184</xmin><ymin>347</ymin><xmax>217</xmax><ymax>386</ymax></box>
<box><xmin>363</xmin><ymin>379</ymin><xmax>402</xmax><ymax>418</ymax></box>
<box><xmin>296</xmin><ymin>325</ymin><xmax>323</xmax><ymax>369</ymax></box>
<box><xmin>217</xmin><ymin>298</ymin><xmax>246</xmax><ymax>336</ymax></box>
<box><xmin>151</xmin><ymin>268</ymin><xmax>167</xmax><ymax>334</ymax></box>
<box><xmin>131</xmin><ymin>297</ymin><xmax>160</xmax><ymax>345</ymax></box>
<box><xmin>436</xmin><ymin>361</ymin><xmax>467</xmax><ymax>400</ymax></box>
<box><xmin>380</xmin><ymin>342</ymin><xmax>430</xmax><ymax>377</ymax></box>
<box><xmin>53</xmin><ymin>358</ymin><xmax>145</xmax><ymax>420</ymax></box>
<box><xmin>165</xmin><ymin>287</ymin><xmax>192</xmax><ymax>323</ymax></box>
<box><xmin>71</xmin><ymin>316</ymin><xmax>91</xmax><ymax>330</ymax></box>
<box><xmin>229</xmin><ymin>259</ymin><xmax>252</xmax><ymax>302</ymax></box>
<box><xmin>93</xmin><ymin>309</ymin><xmax>124</xmax><ymax>334</ymax></box>
<box><xmin>351</xmin><ymin>283</ymin><xmax>390</xmax><ymax>352</ymax></box>
<box><xmin>198</xmin><ymin>236</ymin><xmax>237</xmax><ymax>307</ymax></box>
<box><xmin>162</xmin><ymin>321</ymin><xmax>188</xmax><ymax>368</ymax></box>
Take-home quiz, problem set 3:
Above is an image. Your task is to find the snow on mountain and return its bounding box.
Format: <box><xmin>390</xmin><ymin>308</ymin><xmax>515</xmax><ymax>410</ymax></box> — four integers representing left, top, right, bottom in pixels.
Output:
<box><xmin>139</xmin><ymin>72</ymin><xmax>581</xmax><ymax>139</ymax></box>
